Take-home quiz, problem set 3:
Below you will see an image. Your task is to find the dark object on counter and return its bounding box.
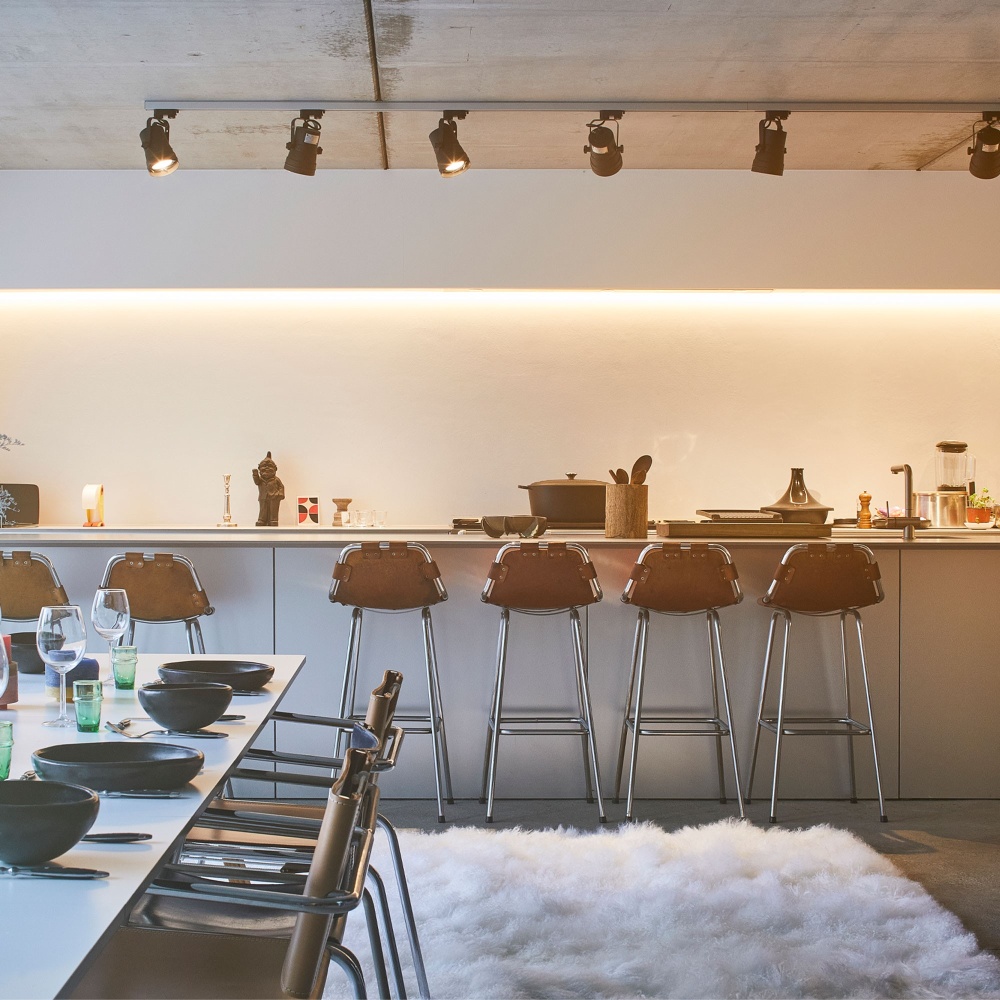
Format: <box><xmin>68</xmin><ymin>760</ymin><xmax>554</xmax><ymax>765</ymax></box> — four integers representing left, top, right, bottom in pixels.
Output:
<box><xmin>157</xmin><ymin>659</ymin><xmax>274</xmax><ymax>691</ymax></box>
<box><xmin>697</xmin><ymin>510</ymin><xmax>781</xmax><ymax>522</ymax></box>
<box><xmin>481</xmin><ymin>516</ymin><xmax>547</xmax><ymax>538</ymax></box>
<box><xmin>0</xmin><ymin>484</ymin><xmax>39</xmax><ymax>528</ymax></box>
<box><xmin>0</xmin><ymin>780</ymin><xmax>100</xmax><ymax>866</ymax></box>
<box><xmin>657</xmin><ymin>521</ymin><xmax>831</xmax><ymax>539</ymax></box>
<box><xmin>10</xmin><ymin>632</ymin><xmax>44</xmax><ymax>674</ymax></box>
<box><xmin>761</xmin><ymin>468</ymin><xmax>833</xmax><ymax>524</ymax></box>
<box><xmin>138</xmin><ymin>681</ymin><xmax>234</xmax><ymax>732</ymax></box>
<box><xmin>252</xmin><ymin>451</ymin><xmax>284</xmax><ymax>526</ymax></box>
<box><xmin>32</xmin><ymin>742</ymin><xmax>205</xmax><ymax>792</ymax></box>
<box><xmin>875</xmin><ymin>516</ymin><xmax>931</xmax><ymax>531</ymax></box>
<box><xmin>519</xmin><ymin>473</ymin><xmax>609</xmax><ymax>525</ymax></box>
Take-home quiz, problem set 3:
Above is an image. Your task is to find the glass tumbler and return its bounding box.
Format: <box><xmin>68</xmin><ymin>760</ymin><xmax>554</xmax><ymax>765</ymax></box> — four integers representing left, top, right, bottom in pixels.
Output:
<box><xmin>73</xmin><ymin>680</ymin><xmax>103</xmax><ymax>733</ymax></box>
<box><xmin>0</xmin><ymin>720</ymin><xmax>11</xmax><ymax>780</ymax></box>
<box><xmin>111</xmin><ymin>646</ymin><xmax>138</xmax><ymax>690</ymax></box>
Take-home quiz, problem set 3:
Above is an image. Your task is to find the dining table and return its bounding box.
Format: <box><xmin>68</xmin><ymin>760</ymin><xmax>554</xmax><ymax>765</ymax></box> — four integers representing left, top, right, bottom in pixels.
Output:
<box><xmin>0</xmin><ymin>652</ymin><xmax>306</xmax><ymax>1000</ymax></box>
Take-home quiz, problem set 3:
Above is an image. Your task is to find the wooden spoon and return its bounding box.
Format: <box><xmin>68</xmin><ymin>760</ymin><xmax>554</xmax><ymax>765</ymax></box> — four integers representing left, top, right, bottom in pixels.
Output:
<box><xmin>630</xmin><ymin>455</ymin><xmax>652</xmax><ymax>485</ymax></box>
<box><xmin>616</xmin><ymin>468</ymin><xmax>629</xmax><ymax>485</ymax></box>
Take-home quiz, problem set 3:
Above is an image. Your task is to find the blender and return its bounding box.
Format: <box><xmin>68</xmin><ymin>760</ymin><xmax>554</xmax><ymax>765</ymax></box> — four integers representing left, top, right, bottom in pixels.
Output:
<box><xmin>914</xmin><ymin>441</ymin><xmax>969</xmax><ymax>527</ymax></box>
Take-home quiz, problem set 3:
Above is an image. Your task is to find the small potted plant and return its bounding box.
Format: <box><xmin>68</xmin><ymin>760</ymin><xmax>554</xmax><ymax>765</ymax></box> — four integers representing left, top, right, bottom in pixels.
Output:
<box><xmin>966</xmin><ymin>488</ymin><xmax>996</xmax><ymax>528</ymax></box>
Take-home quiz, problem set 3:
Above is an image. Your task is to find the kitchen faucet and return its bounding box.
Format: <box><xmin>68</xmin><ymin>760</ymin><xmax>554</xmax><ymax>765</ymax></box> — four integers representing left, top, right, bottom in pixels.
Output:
<box><xmin>891</xmin><ymin>463</ymin><xmax>914</xmax><ymax>540</ymax></box>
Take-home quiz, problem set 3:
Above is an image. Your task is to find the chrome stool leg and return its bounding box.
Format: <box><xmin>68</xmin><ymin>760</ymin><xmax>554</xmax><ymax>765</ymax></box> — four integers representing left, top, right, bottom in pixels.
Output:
<box><xmin>746</xmin><ymin>611</ymin><xmax>780</xmax><ymax>803</ymax></box>
<box><xmin>186</xmin><ymin>618</ymin><xmax>206</xmax><ymax>654</ymax></box>
<box><xmin>423</xmin><ymin>609</ymin><xmax>455</xmax><ymax>807</ymax></box>
<box><xmin>706</xmin><ymin>612</ymin><xmax>726</xmax><ymax>804</ymax></box>
<box><xmin>613</xmin><ymin>612</ymin><xmax>645</xmax><ymax>804</ymax></box>
<box><xmin>768</xmin><ymin>611</ymin><xmax>792</xmax><ymax>823</ymax></box>
<box><xmin>126</xmin><ymin>621</ymin><xmax>136</xmax><ymax>647</ymax></box>
<box><xmin>570</xmin><ymin>608</ymin><xmax>606</xmax><ymax>822</ymax></box>
<box><xmin>853</xmin><ymin>610</ymin><xmax>888</xmax><ymax>822</ymax></box>
<box><xmin>710</xmin><ymin>609</ymin><xmax>745</xmax><ymax>819</ymax></box>
<box><xmin>421</xmin><ymin>607</ymin><xmax>451</xmax><ymax>823</ymax></box>
<box><xmin>570</xmin><ymin>612</ymin><xmax>594</xmax><ymax>805</ymax></box>
<box><xmin>483</xmin><ymin>608</ymin><xmax>511</xmax><ymax>822</ymax></box>
<box><xmin>623</xmin><ymin>609</ymin><xmax>649</xmax><ymax>822</ymax></box>
<box><xmin>840</xmin><ymin>611</ymin><xmax>858</xmax><ymax>803</ymax></box>
<box><xmin>336</xmin><ymin>608</ymin><xmax>364</xmax><ymax>757</ymax></box>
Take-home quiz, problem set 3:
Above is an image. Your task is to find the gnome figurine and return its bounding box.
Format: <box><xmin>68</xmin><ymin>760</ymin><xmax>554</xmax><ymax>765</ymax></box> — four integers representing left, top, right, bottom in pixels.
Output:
<box><xmin>252</xmin><ymin>451</ymin><xmax>285</xmax><ymax>526</ymax></box>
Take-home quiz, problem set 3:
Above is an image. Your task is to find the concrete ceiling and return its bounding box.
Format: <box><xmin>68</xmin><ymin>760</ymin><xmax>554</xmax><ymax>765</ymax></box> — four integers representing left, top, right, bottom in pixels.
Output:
<box><xmin>1</xmin><ymin>0</ymin><xmax>998</xmax><ymax>172</ymax></box>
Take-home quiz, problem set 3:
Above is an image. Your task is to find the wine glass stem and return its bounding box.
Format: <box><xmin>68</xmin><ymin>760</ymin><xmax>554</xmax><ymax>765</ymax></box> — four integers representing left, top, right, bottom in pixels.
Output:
<box><xmin>59</xmin><ymin>672</ymin><xmax>68</xmax><ymax>723</ymax></box>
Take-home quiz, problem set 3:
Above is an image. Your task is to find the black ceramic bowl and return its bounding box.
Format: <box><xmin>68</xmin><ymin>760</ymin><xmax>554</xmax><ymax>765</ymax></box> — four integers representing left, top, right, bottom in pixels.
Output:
<box><xmin>0</xmin><ymin>780</ymin><xmax>99</xmax><ymax>865</ymax></box>
<box><xmin>32</xmin><ymin>742</ymin><xmax>204</xmax><ymax>791</ymax></box>
<box><xmin>10</xmin><ymin>631</ymin><xmax>44</xmax><ymax>674</ymax></box>
<box><xmin>138</xmin><ymin>681</ymin><xmax>233</xmax><ymax>732</ymax></box>
<box><xmin>157</xmin><ymin>659</ymin><xmax>275</xmax><ymax>692</ymax></box>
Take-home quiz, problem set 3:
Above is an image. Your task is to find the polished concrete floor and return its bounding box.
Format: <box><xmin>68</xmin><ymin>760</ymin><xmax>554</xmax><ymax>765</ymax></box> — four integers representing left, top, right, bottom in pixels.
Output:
<box><xmin>378</xmin><ymin>796</ymin><xmax>1000</xmax><ymax>960</ymax></box>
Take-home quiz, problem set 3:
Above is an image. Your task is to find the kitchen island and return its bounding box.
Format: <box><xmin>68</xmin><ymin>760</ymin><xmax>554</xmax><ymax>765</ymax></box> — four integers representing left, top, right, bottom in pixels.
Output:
<box><xmin>3</xmin><ymin>525</ymin><xmax>998</xmax><ymax>803</ymax></box>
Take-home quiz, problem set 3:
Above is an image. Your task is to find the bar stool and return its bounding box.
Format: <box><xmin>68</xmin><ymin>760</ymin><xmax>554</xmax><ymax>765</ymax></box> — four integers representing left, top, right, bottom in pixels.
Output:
<box><xmin>0</xmin><ymin>551</ymin><xmax>68</xmax><ymax>622</ymax></box>
<box><xmin>746</xmin><ymin>542</ymin><xmax>888</xmax><ymax>823</ymax></box>
<box><xmin>480</xmin><ymin>540</ymin><xmax>605</xmax><ymax>823</ymax></box>
<box><xmin>614</xmin><ymin>542</ymin><xmax>745</xmax><ymax>821</ymax></box>
<box><xmin>329</xmin><ymin>540</ymin><xmax>454</xmax><ymax>823</ymax></box>
<box><xmin>101</xmin><ymin>552</ymin><xmax>214</xmax><ymax>653</ymax></box>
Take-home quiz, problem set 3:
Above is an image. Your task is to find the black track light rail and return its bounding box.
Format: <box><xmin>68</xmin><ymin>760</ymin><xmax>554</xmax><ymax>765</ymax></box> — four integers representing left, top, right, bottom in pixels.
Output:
<box><xmin>145</xmin><ymin>100</ymin><xmax>1000</xmax><ymax>115</ymax></box>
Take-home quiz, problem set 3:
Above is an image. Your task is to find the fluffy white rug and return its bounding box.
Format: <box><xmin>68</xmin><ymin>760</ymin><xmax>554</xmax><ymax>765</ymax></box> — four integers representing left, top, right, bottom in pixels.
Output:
<box><xmin>335</xmin><ymin>820</ymin><xmax>1000</xmax><ymax>999</ymax></box>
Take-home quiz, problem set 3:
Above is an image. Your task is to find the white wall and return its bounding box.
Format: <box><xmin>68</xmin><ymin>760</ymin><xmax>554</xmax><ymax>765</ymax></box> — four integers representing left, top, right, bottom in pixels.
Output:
<box><xmin>0</xmin><ymin>168</ymin><xmax>998</xmax><ymax>528</ymax></box>
<box><xmin>2</xmin><ymin>288</ymin><xmax>998</xmax><ymax>526</ymax></box>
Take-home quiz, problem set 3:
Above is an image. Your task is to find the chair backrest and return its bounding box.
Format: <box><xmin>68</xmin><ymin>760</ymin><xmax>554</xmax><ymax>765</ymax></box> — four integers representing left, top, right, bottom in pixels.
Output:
<box><xmin>281</xmin><ymin>746</ymin><xmax>375</xmax><ymax>999</ymax></box>
<box><xmin>364</xmin><ymin>668</ymin><xmax>403</xmax><ymax>744</ymax></box>
<box><xmin>761</xmin><ymin>542</ymin><xmax>883</xmax><ymax>614</ymax></box>
<box><xmin>622</xmin><ymin>542</ymin><xmax>742</xmax><ymax>613</ymax></box>
<box><xmin>0</xmin><ymin>551</ymin><xmax>68</xmax><ymax>621</ymax></box>
<box><xmin>481</xmin><ymin>540</ymin><xmax>602</xmax><ymax>611</ymax></box>
<box><xmin>329</xmin><ymin>541</ymin><xmax>446</xmax><ymax>611</ymax></box>
<box><xmin>103</xmin><ymin>552</ymin><xmax>213</xmax><ymax>623</ymax></box>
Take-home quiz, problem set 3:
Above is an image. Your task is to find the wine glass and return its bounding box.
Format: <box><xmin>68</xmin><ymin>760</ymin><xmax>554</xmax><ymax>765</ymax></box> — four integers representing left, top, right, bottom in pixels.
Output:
<box><xmin>37</xmin><ymin>605</ymin><xmax>87</xmax><ymax>728</ymax></box>
<box><xmin>92</xmin><ymin>589</ymin><xmax>131</xmax><ymax>676</ymax></box>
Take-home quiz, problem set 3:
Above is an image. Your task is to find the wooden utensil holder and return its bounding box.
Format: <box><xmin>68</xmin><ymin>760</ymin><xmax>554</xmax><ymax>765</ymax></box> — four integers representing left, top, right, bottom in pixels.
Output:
<box><xmin>605</xmin><ymin>484</ymin><xmax>648</xmax><ymax>538</ymax></box>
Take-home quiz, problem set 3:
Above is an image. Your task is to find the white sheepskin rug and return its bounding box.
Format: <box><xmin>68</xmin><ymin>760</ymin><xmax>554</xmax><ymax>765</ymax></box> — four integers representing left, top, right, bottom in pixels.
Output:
<box><xmin>334</xmin><ymin>820</ymin><xmax>1000</xmax><ymax>999</ymax></box>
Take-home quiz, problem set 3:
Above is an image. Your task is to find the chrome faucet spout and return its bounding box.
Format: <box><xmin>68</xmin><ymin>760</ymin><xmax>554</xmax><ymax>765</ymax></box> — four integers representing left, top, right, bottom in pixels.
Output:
<box><xmin>891</xmin><ymin>464</ymin><xmax>914</xmax><ymax>539</ymax></box>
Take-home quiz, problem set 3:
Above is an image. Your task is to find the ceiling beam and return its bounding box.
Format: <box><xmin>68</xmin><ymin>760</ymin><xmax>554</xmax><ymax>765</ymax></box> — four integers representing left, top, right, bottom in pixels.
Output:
<box><xmin>145</xmin><ymin>100</ymin><xmax>1000</xmax><ymax>114</ymax></box>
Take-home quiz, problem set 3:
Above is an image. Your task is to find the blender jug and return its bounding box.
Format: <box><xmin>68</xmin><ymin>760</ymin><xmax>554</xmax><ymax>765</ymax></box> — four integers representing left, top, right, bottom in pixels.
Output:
<box><xmin>935</xmin><ymin>441</ymin><xmax>968</xmax><ymax>491</ymax></box>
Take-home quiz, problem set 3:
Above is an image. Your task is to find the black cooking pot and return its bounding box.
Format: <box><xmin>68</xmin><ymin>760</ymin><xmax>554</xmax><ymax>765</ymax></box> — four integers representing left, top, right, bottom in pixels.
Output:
<box><xmin>518</xmin><ymin>474</ymin><xmax>609</xmax><ymax>525</ymax></box>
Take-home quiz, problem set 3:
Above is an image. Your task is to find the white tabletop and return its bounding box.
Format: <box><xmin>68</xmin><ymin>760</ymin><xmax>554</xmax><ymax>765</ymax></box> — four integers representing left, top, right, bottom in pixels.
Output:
<box><xmin>0</xmin><ymin>653</ymin><xmax>306</xmax><ymax>1000</ymax></box>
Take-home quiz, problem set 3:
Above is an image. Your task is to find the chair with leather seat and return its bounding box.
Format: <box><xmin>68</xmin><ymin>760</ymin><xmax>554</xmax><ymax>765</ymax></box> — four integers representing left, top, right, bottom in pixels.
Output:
<box><xmin>614</xmin><ymin>542</ymin><xmax>745</xmax><ymax>821</ymax></box>
<box><xmin>0</xmin><ymin>550</ymin><xmax>68</xmax><ymax>623</ymax></box>
<box><xmin>329</xmin><ymin>540</ymin><xmax>453</xmax><ymax>823</ymax></box>
<box><xmin>746</xmin><ymin>541</ymin><xmax>888</xmax><ymax>824</ymax></box>
<box><xmin>71</xmin><ymin>745</ymin><xmax>384</xmax><ymax>1000</ymax></box>
<box><xmin>480</xmin><ymin>539</ymin><xmax>606</xmax><ymax>823</ymax></box>
<box><xmin>100</xmin><ymin>551</ymin><xmax>214</xmax><ymax>652</ymax></box>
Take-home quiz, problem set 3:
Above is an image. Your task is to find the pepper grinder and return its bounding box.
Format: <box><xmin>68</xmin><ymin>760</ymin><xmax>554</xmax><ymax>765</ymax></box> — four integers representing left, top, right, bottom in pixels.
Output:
<box><xmin>858</xmin><ymin>490</ymin><xmax>873</xmax><ymax>529</ymax></box>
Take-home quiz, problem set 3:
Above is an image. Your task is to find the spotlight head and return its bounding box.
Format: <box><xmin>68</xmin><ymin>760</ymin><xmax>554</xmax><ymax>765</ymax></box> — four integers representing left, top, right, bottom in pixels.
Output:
<box><xmin>584</xmin><ymin>113</ymin><xmax>624</xmax><ymax>177</ymax></box>
<box><xmin>284</xmin><ymin>111</ymin><xmax>324</xmax><ymax>176</ymax></box>
<box><xmin>751</xmin><ymin>112</ymin><xmax>789</xmax><ymax>176</ymax></box>
<box><xmin>429</xmin><ymin>113</ymin><xmax>470</xmax><ymax>176</ymax></box>
<box><xmin>139</xmin><ymin>111</ymin><xmax>179</xmax><ymax>177</ymax></box>
<box><xmin>968</xmin><ymin>117</ymin><xmax>1000</xmax><ymax>180</ymax></box>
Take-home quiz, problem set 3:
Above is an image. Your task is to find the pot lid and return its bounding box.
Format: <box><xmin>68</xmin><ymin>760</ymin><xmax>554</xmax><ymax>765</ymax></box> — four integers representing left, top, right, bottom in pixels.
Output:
<box><xmin>521</xmin><ymin>473</ymin><xmax>610</xmax><ymax>487</ymax></box>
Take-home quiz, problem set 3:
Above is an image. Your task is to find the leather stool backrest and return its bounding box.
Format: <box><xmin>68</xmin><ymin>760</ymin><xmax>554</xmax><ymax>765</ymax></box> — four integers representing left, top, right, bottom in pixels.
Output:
<box><xmin>329</xmin><ymin>542</ymin><xmax>446</xmax><ymax>611</ymax></box>
<box><xmin>623</xmin><ymin>542</ymin><xmax>742</xmax><ymax>613</ymax></box>
<box><xmin>104</xmin><ymin>552</ymin><xmax>213</xmax><ymax>623</ymax></box>
<box><xmin>482</xmin><ymin>540</ymin><xmax>602</xmax><ymax>611</ymax></box>
<box><xmin>761</xmin><ymin>542</ymin><xmax>883</xmax><ymax>614</ymax></box>
<box><xmin>0</xmin><ymin>551</ymin><xmax>68</xmax><ymax>620</ymax></box>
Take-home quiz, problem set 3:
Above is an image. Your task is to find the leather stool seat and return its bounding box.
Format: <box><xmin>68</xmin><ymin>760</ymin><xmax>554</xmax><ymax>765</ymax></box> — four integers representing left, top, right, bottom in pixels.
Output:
<box><xmin>0</xmin><ymin>551</ymin><xmax>68</xmax><ymax>621</ymax></box>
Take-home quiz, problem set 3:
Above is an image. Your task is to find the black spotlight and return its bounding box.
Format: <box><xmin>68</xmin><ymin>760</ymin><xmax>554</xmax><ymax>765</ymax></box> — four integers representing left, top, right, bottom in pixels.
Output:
<box><xmin>584</xmin><ymin>112</ymin><xmax>624</xmax><ymax>177</ymax></box>
<box><xmin>968</xmin><ymin>116</ymin><xmax>1000</xmax><ymax>179</ymax></box>
<box><xmin>751</xmin><ymin>111</ymin><xmax>789</xmax><ymax>176</ymax></box>
<box><xmin>139</xmin><ymin>110</ymin><xmax>179</xmax><ymax>177</ymax></box>
<box><xmin>429</xmin><ymin>111</ymin><xmax>470</xmax><ymax>176</ymax></box>
<box><xmin>284</xmin><ymin>110</ymin><xmax>324</xmax><ymax>176</ymax></box>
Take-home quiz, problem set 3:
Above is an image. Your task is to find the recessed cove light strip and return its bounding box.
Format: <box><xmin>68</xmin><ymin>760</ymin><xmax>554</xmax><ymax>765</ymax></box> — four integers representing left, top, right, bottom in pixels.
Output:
<box><xmin>144</xmin><ymin>99</ymin><xmax>1000</xmax><ymax>115</ymax></box>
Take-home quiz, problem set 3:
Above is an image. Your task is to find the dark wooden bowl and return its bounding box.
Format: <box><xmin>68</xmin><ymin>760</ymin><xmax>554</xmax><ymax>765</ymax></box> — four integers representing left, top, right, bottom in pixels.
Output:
<box><xmin>138</xmin><ymin>681</ymin><xmax>233</xmax><ymax>732</ymax></box>
<box><xmin>0</xmin><ymin>780</ymin><xmax>99</xmax><ymax>865</ymax></box>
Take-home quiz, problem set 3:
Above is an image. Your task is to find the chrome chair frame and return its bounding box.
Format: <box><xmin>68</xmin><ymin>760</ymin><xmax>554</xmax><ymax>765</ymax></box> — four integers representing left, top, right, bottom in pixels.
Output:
<box><xmin>330</xmin><ymin>541</ymin><xmax>454</xmax><ymax>823</ymax></box>
<box><xmin>100</xmin><ymin>551</ymin><xmax>214</xmax><ymax>653</ymax></box>
<box><xmin>745</xmin><ymin>542</ymin><xmax>888</xmax><ymax>824</ymax></box>
<box><xmin>614</xmin><ymin>543</ymin><xmax>744</xmax><ymax>821</ymax></box>
<box><xmin>479</xmin><ymin>540</ymin><xmax>606</xmax><ymax>824</ymax></box>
